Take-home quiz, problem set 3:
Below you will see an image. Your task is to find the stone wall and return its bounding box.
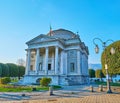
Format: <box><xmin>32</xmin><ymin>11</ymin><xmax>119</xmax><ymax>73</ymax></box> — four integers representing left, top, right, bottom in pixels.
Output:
<box><xmin>21</xmin><ymin>75</ymin><xmax>89</xmax><ymax>86</ymax></box>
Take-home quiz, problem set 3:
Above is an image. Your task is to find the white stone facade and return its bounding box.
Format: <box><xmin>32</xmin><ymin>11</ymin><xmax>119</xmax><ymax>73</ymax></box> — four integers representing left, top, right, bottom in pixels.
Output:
<box><xmin>22</xmin><ymin>29</ymin><xmax>89</xmax><ymax>85</ymax></box>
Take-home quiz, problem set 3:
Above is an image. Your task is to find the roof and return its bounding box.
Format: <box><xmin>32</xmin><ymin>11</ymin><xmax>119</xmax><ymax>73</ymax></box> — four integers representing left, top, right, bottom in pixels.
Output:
<box><xmin>47</xmin><ymin>28</ymin><xmax>77</xmax><ymax>39</ymax></box>
<box><xmin>26</xmin><ymin>28</ymin><xmax>89</xmax><ymax>55</ymax></box>
<box><xmin>26</xmin><ymin>28</ymin><xmax>79</xmax><ymax>44</ymax></box>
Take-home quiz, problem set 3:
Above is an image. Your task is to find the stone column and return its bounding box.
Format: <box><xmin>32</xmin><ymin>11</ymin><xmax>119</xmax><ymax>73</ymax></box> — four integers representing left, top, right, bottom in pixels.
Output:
<box><xmin>60</xmin><ymin>50</ymin><xmax>64</xmax><ymax>74</ymax></box>
<box><xmin>51</xmin><ymin>52</ymin><xmax>54</xmax><ymax>71</ymax></box>
<box><xmin>55</xmin><ymin>46</ymin><xmax>59</xmax><ymax>74</ymax></box>
<box><xmin>45</xmin><ymin>47</ymin><xmax>49</xmax><ymax>74</ymax></box>
<box><xmin>25</xmin><ymin>49</ymin><xmax>31</xmax><ymax>75</ymax></box>
<box><xmin>35</xmin><ymin>48</ymin><xmax>40</xmax><ymax>74</ymax></box>
<box><xmin>77</xmin><ymin>50</ymin><xmax>81</xmax><ymax>75</ymax></box>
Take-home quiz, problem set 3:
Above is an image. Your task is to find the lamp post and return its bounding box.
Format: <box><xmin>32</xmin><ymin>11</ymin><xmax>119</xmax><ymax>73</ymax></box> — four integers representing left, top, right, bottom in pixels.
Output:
<box><xmin>93</xmin><ymin>38</ymin><xmax>115</xmax><ymax>93</ymax></box>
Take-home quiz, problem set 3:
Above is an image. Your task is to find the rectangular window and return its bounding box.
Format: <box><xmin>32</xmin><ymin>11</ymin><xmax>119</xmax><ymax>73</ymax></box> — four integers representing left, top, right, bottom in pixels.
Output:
<box><xmin>70</xmin><ymin>63</ymin><xmax>75</xmax><ymax>72</ymax></box>
<box><xmin>48</xmin><ymin>64</ymin><xmax>51</xmax><ymax>70</ymax></box>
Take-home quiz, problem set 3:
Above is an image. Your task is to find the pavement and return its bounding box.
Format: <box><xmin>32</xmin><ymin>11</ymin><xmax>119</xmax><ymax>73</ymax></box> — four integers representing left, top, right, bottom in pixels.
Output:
<box><xmin>0</xmin><ymin>85</ymin><xmax>120</xmax><ymax>103</ymax></box>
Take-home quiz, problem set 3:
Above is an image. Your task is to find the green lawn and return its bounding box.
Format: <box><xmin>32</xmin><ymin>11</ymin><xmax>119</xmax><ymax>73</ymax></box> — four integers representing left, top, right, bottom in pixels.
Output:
<box><xmin>0</xmin><ymin>85</ymin><xmax>61</xmax><ymax>92</ymax></box>
<box><xmin>0</xmin><ymin>85</ymin><xmax>32</xmax><ymax>92</ymax></box>
<box><xmin>95</xmin><ymin>81</ymin><xmax>120</xmax><ymax>86</ymax></box>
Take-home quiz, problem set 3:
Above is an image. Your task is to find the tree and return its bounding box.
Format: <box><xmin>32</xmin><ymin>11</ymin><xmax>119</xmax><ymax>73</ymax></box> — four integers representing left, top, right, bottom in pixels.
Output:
<box><xmin>17</xmin><ymin>58</ymin><xmax>25</xmax><ymax>79</ymax></box>
<box><xmin>95</xmin><ymin>69</ymin><xmax>105</xmax><ymax>80</ymax></box>
<box><xmin>0</xmin><ymin>63</ymin><xmax>9</xmax><ymax>77</ymax></box>
<box><xmin>101</xmin><ymin>40</ymin><xmax>120</xmax><ymax>78</ymax></box>
<box><xmin>0</xmin><ymin>65</ymin><xmax>2</xmax><ymax>77</ymax></box>
<box><xmin>18</xmin><ymin>66</ymin><xmax>25</xmax><ymax>79</ymax></box>
<box><xmin>89</xmin><ymin>69</ymin><xmax>95</xmax><ymax>78</ymax></box>
<box><xmin>6</xmin><ymin>63</ymin><xmax>18</xmax><ymax>77</ymax></box>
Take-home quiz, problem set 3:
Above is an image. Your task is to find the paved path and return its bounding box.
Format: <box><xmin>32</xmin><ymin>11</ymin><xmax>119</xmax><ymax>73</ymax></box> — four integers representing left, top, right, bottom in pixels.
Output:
<box><xmin>0</xmin><ymin>85</ymin><xmax>119</xmax><ymax>103</ymax></box>
<box><xmin>1</xmin><ymin>94</ymin><xmax>120</xmax><ymax>103</ymax></box>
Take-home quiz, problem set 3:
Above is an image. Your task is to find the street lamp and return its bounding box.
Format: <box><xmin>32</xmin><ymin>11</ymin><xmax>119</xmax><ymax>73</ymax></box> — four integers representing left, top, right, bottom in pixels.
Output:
<box><xmin>93</xmin><ymin>38</ymin><xmax>115</xmax><ymax>93</ymax></box>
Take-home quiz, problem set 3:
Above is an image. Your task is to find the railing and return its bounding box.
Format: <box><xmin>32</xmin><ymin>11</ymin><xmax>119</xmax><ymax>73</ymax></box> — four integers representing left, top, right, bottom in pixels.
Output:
<box><xmin>28</xmin><ymin>70</ymin><xmax>56</xmax><ymax>75</ymax></box>
<box><xmin>38</xmin><ymin>70</ymin><xmax>45</xmax><ymax>75</ymax></box>
<box><xmin>48</xmin><ymin>70</ymin><xmax>55</xmax><ymax>75</ymax></box>
<box><xmin>28</xmin><ymin>70</ymin><xmax>35</xmax><ymax>75</ymax></box>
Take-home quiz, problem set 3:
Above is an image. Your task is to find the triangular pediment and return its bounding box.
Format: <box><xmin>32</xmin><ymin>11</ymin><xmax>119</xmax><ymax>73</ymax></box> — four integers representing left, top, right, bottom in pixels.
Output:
<box><xmin>26</xmin><ymin>34</ymin><xmax>56</xmax><ymax>44</ymax></box>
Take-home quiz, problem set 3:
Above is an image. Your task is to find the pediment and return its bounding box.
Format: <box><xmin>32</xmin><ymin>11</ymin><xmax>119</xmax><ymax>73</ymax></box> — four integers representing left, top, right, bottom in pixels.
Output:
<box><xmin>26</xmin><ymin>34</ymin><xmax>55</xmax><ymax>45</ymax></box>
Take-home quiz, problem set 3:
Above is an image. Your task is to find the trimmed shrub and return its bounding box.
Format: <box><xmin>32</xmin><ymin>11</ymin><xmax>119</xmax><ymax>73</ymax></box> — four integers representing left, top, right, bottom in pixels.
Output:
<box><xmin>0</xmin><ymin>77</ymin><xmax>11</xmax><ymax>84</ymax></box>
<box><xmin>40</xmin><ymin>77</ymin><xmax>51</xmax><ymax>87</ymax></box>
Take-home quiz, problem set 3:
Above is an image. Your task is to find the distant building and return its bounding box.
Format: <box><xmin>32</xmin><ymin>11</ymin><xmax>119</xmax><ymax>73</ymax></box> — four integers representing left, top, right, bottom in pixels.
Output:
<box><xmin>22</xmin><ymin>28</ymin><xmax>89</xmax><ymax>85</ymax></box>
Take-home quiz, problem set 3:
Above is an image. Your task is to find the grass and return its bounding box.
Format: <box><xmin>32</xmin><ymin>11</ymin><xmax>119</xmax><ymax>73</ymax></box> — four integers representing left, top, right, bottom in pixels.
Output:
<box><xmin>52</xmin><ymin>85</ymin><xmax>61</xmax><ymax>89</ymax></box>
<box><xmin>0</xmin><ymin>84</ymin><xmax>61</xmax><ymax>92</ymax></box>
<box><xmin>95</xmin><ymin>81</ymin><xmax>120</xmax><ymax>86</ymax></box>
<box><xmin>0</xmin><ymin>85</ymin><xmax>32</xmax><ymax>92</ymax></box>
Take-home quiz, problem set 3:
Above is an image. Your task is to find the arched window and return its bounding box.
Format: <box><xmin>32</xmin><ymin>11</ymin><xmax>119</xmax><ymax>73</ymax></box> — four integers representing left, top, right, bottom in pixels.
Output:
<box><xmin>39</xmin><ymin>63</ymin><xmax>42</xmax><ymax>71</ymax></box>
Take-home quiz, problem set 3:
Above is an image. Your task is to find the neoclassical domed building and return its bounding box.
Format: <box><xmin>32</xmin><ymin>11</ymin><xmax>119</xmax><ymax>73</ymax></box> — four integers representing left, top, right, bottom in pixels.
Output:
<box><xmin>22</xmin><ymin>28</ymin><xmax>89</xmax><ymax>85</ymax></box>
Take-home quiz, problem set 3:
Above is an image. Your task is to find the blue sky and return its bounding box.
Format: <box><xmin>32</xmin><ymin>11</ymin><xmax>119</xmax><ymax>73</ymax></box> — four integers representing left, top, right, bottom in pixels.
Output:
<box><xmin>0</xmin><ymin>0</ymin><xmax>120</xmax><ymax>64</ymax></box>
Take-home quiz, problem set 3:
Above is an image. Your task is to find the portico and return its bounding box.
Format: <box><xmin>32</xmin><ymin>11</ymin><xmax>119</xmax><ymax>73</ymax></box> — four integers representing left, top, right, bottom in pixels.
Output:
<box><xmin>26</xmin><ymin>46</ymin><xmax>61</xmax><ymax>75</ymax></box>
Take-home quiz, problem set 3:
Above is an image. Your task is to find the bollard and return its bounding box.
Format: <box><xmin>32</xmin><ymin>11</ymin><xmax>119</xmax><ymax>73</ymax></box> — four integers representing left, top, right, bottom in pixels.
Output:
<box><xmin>22</xmin><ymin>94</ymin><xmax>25</xmax><ymax>96</ymax></box>
<box><xmin>99</xmin><ymin>85</ymin><xmax>103</xmax><ymax>92</ymax></box>
<box><xmin>49</xmin><ymin>86</ymin><xmax>53</xmax><ymax>96</ymax></box>
<box><xmin>90</xmin><ymin>85</ymin><xmax>93</xmax><ymax>92</ymax></box>
<box><xmin>32</xmin><ymin>87</ymin><xmax>36</xmax><ymax>91</ymax></box>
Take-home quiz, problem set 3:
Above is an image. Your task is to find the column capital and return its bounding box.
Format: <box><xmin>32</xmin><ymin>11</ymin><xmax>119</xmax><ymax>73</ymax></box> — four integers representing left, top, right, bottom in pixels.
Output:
<box><xmin>55</xmin><ymin>46</ymin><xmax>59</xmax><ymax>48</ymax></box>
<box><xmin>26</xmin><ymin>49</ymin><xmax>31</xmax><ymax>52</ymax></box>
<box><xmin>45</xmin><ymin>46</ymin><xmax>49</xmax><ymax>49</ymax></box>
<box><xmin>36</xmin><ymin>48</ymin><xmax>40</xmax><ymax>50</ymax></box>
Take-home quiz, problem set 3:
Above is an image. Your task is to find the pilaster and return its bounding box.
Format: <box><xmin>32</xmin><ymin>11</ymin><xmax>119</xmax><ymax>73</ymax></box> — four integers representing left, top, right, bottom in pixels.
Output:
<box><xmin>65</xmin><ymin>51</ymin><xmax>68</xmax><ymax>75</ymax></box>
<box><xmin>77</xmin><ymin>50</ymin><xmax>81</xmax><ymax>75</ymax></box>
<box><xmin>60</xmin><ymin>50</ymin><xmax>64</xmax><ymax>74</ymax></box>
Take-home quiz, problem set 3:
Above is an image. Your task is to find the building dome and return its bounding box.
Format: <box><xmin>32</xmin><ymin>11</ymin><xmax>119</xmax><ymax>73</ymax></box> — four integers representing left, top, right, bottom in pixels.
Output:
<box><xmin>47</xmin><ymin>28</ymin><xmax>76</xmax><ymax>39</ymax></box>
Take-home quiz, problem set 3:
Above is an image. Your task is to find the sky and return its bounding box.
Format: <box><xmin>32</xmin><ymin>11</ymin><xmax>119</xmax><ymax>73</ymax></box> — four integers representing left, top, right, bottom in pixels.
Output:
<box><xmin>0</xmin><ymin>0</ymin><xmax>120</xmax><ymax>64</ymax></box>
